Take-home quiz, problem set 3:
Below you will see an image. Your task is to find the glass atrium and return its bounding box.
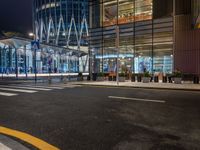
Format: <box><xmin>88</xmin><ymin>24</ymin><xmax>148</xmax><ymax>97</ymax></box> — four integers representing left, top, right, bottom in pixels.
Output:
<box><xmin>89</xmin><ymin>0</ymin><xmax>173</xmax><ymax>75</ymax></box>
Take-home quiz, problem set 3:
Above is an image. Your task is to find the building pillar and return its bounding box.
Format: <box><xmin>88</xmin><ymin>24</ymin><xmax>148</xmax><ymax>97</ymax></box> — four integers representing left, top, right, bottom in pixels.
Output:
<box><xmin>24</xmin><ymin>45</ymin><xmax>28</xmax><ymax>78</ymax></box>
<box><xmin>15</xmin><ymin>48</ymin><xmax>18</xmax><ymax>79</ymax></box>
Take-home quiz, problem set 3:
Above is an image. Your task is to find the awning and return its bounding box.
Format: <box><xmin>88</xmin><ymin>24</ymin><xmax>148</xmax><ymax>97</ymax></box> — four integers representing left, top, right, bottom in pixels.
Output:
<box><xmin>0</xmin><ymin>36</ymin><xmax>88</xmax><ymax>57</ymax></box>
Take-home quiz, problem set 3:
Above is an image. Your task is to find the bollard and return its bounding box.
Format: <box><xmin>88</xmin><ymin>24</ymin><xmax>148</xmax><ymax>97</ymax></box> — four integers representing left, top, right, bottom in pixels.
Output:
<box><xmin>48</xmin><ymin>77</ymin><xmax>52</xmax><ymax>84</ymax></box>
<box><xmin>63</xmin><ymin>76</ymin><xmax>67</xmax><ymax>84</ymax></box>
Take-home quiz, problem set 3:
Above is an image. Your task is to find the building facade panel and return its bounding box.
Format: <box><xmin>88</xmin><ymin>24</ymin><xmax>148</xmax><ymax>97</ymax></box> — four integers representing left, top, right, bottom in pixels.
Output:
<box><xmin>175</xmin><ymin>15</ymin><xmax>200</xmax><ymax>75</ymax></box>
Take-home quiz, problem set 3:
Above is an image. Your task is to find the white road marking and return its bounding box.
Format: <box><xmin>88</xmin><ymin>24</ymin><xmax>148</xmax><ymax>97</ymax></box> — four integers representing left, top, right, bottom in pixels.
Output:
<box><xmin>19</xmin><ymin>85</ymin><xmax>64</xmax><ymax>90</ymax></box>
<box><xmin>108</xmin><ymin>96</ymin><xmax>166</xmax><ymax>103</ymax></box>
<box><xmin>0</xmin><ymin>86</ymin><xmax>52</xmax><ymax>91</ymax></box>
<box><xmin>0</xmin><ymin>92</ymin><xmax>18</xmax><ymax>97</ymax></box>
<box><xmin>0</xmin><ymin>88</ymin><xmax>37</xmax><ymax>93</ymax></box>
<box><xmin>0</xmin><ymin>142</ymin><xmax>12</xmax><ymax>150</ymax></box>
<box><xmin>62</xmin><ymin>85</ymin><xmax>82</xmax><ymax>88</ymax></box>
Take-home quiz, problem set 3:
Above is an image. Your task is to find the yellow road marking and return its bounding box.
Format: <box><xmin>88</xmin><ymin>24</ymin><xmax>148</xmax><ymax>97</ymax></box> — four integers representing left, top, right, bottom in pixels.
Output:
<box><xmin>0</xmin><ymin>126</ymin><xmax>60</xmax><ymax>150</ymax></box>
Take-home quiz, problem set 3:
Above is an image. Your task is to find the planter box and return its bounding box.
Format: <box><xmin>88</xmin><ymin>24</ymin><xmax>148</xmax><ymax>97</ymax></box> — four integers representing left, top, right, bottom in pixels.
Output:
<box><xmin>119</xmin><ymin>77</ymin><xmax>125</xmax><ymax>82</ymax></box>
<box><xmin>142</xmin><ymin>77</ymin><xmax>151</xmax><ymax>83</ymax></box>
<box><xmin>97</xmin><ymin>77</ymin><xmax>104</xmax><ymax>81</ymax></box>
<box><xmin>174</xmin><ymin>77</ymin><xmax>182</xmax><ymax>84</ymax></box>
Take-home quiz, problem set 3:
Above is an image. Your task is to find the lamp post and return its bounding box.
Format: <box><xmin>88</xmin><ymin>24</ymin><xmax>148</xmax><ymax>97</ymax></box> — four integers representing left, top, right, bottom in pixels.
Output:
<box><xmin>115</xmin><ymin>25</ymin><xmax>119</xmax><ymax>85</ymax></box>
<box><xmin>29</xmin><ymin>32</ymin><xmax>37</xmax><ymax>84</ymax></box>
<box><xmin>173</xmin><ymin>0</ymin><xmax>176</xmax><ymax>72</ymax></box>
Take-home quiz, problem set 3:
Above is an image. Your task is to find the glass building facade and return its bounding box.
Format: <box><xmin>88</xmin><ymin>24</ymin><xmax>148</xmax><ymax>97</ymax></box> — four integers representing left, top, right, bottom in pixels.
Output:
<box><xmin>33</xmin><ymin>0</ymin><xmax>89</xmax><ymax>50</ymax></box>
<box><xmin>89</xmin><ymin>0</ymin><xmax>173</xmax><ymax>75</ymax></box>
<box><xmin>0</xmin><ymin>0</ymin><xmax>90</xmax><ymax>76</ymax></box>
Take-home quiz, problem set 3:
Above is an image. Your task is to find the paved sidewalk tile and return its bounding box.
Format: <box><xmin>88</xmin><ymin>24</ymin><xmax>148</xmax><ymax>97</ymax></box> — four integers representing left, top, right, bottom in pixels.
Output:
<box><xmin>78</xmin><ymin>81</ymin><xmax>200</xmax><ymax>91</ymax></box>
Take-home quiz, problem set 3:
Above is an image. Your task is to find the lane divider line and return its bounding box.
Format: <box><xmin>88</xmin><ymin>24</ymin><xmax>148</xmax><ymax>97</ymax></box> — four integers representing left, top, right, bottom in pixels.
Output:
<box><xmin>0</xmin><ymin>86</ymin><xmax>52</xmax><ymax>91</ymax></box>
<box><xmin>15</xmin><ymin>85</ymin><xmax>64</xmax><ymax>90</ymax></box>
<box><xmin>0</xmin><ymin>92</ymin><xmax>18</xmax><ymax>97</ymax></box>
<box><xmin>0</xmin><ymin>88</ymin><xmax>37</xmax><ymax>93</ymax></box>
<box><xmin>0</xmin><ymin>126</ymin><xmax>60</xmax><ymax>150</ymax></box>
<box><xmin>108</xmin><ymin>96</ymin><xmax>166</xmax><ymax>103</ymax></box>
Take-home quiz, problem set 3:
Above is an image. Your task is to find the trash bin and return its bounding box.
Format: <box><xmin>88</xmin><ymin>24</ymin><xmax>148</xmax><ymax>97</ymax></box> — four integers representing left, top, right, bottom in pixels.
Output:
<box><xmin>113</xmin><ymin>76</ymin><xmax>116</xmax><ymax>81</ymax></box>
<box><xmin>162</xmin><ymin>76</ymin><xmax>167</xmax><ymax>83</ymax></box>
<box><xmin>137</xmin><ymin>76</ymin><xmax>142</xmax><ymax>82</ymax></box>
<box><xmin>87</xmin><ymin>75</ymin><xmax>90</xmax><ymax>81</ymax></box>
<box><xmin>168</xmin><ymin>76</ymin><xmax>172</xmax><ymax>83</ymax></box>
<box><xmin>154</xmin><ymin>76</ymin><xmax>159</xmax><ymax>83</ymax></box>
<box><xmin>92</xmin><ymin>73</ymin><xmax>97</xmax><ymax>81</ymax></box>
<box><xmin>193</xmin><ymin>76</ymin><xmax>199</xmax><ymax>84</ymax></box>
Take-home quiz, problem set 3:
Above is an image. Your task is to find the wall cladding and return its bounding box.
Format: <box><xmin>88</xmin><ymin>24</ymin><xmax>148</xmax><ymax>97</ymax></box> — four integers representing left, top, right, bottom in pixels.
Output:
<box><xmin>175</xmin><ymin>15</ymin><xmax>200</xmax><ymax>75</ymax></box>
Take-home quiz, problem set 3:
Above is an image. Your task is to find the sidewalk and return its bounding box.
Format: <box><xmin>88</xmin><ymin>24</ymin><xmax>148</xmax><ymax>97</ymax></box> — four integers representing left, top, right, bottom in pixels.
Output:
<box><xmin>78</xmin><ymin>81</ymin><xmax>200</xmax><ymax>91</ymax></box>
<box><xmin>0</xmin><ymin>134</ymin><xmax>29</xmax><ymax>150</ymax></box>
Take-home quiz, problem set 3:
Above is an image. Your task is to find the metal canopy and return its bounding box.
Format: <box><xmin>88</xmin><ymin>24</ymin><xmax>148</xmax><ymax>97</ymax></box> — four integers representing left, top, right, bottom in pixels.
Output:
<box><xmin>0</xmin><ymin>36</ymin><xmax>88</xmax><ymax>57</ymax></box>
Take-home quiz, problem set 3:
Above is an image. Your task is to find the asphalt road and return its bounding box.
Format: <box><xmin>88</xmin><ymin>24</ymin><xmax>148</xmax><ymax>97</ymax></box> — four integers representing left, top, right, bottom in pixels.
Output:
<box><xmin>0</xmin><ymin>84</ymin><xmax>200</xmax><ymax>150</ymax></box>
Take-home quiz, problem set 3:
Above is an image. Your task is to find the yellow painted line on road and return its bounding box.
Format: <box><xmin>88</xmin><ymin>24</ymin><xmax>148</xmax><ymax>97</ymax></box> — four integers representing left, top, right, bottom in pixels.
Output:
<box><xmin>0</xmin><ymin>126</ymin><xmax>60</xmax><ymax>150</ymax></box>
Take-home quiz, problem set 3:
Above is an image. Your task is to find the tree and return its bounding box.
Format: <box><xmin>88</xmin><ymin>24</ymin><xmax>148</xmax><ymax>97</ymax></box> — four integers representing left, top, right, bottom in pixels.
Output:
<box><xmin>2</xmin><ymin>31</ymin><xmax>25</xmax><ymax>37</ymax></box>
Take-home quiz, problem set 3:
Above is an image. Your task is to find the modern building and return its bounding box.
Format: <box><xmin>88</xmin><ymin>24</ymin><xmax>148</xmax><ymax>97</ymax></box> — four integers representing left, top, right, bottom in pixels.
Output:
<box><xmin>33</xmin><ymin>0</ymin><xmax>89</xmax><ymax>50</ymax></box>
<box><xmin>0</xmin><ymin>0</ymin><xmax>89</xmax><ymax>76</ymax></box>
<box><xmin>89</xmin><ymin>0</ymin><xmax>200</xmax><ymax>76</ymax></box>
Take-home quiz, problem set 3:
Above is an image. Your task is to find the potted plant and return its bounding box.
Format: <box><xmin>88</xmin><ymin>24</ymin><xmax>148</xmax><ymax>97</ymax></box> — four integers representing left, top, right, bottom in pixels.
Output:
<box><xmin>118</xmin><ymin>72</ymin><xmax>125</xmax><ymax>82</ymax></box>
<box><xmin>97</xmin><ymin>72</ymin><xmax>104</xmax><ymax>81</ymax></box>
<box><xmin>77</xmin><ymin>72</ymin><xmax>83</xmax><ymax>81</ymax></box>
<box><xmin>173</xmin><ymin>70</ymin><xmax>182</xmax><ymax>84</ymax></box>
<box><xmin>142</xmin><ymin>71</ymin><xmax>151</xmax><ymax>83</ymax></box>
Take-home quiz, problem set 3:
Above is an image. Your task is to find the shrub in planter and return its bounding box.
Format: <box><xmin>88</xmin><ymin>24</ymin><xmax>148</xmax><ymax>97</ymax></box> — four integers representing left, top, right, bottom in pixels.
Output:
<box><xmin>118</xmin><ymin>72</ymin><xmax>125</xmax><ymax>82</ymax></box>
<box><xmin>142</xmin><ymin>72</ymin><xmax>151</xmax><ymax>83</ymax></box>
<box><xmin>97</xmin><ymin>72</ymin><xmax>105</xmax><ymax>81</ymax></box>
<box><xmin>173</xmin><ymin>70</ymin><xmax>182</xmax><ymax>84</ymax></box>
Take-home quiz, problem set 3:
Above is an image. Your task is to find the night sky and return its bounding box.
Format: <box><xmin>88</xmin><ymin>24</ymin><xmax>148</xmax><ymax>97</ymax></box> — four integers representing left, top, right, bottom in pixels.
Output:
<box><xmin>0</xmin><ymin>0</ymin><xmax>33</xmax><ymax>34</ymax></box>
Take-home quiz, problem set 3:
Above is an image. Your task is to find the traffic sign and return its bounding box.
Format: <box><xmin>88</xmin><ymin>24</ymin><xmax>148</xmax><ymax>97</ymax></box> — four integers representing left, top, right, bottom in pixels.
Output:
<box><xmin>31</xmin><ymin>40</ymin><xmax>40</xmax><ymax>50</ymax></box>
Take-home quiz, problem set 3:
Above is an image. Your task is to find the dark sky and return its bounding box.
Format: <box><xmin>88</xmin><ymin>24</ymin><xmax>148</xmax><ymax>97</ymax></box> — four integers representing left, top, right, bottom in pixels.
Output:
<box><xmin>0</xmin><ymin>0</ymin><xmax>33</xmax><ymax>34</ymax></box>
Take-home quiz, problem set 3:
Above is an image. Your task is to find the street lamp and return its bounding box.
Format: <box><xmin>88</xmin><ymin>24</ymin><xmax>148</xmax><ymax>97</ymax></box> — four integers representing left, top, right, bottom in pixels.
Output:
<box><xmin>29</xmin><ymin>33</ymin><xmax>34</xmax><ymax>38</ymax></box>
<box><xmin>115</xmin><ymin>25</ymin><xmax>119</xmax><ymax>85</ymax></box>
<box><xmin>29</xmin><ymin>32</ymin><xmax>38</xmax><ymax>84</ymax></box>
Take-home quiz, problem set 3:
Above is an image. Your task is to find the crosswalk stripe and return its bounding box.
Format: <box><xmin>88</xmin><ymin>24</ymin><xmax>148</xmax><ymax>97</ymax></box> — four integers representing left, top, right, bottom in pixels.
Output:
<box><xmin>0</xmin><ymin>86</ymin><xmax>52</xmax><ymax>91</ymax></box>
<box><xmin>0</xmin><ymin>88</ymin><xmax>37</xmax><ymax>93</ymax></box>
<box><xmin>17</xmin><ymin>85</ymin><xmax>64</xmax><ymax>90</ymax></box>
<box><xmin>0</xmin><ymin>142</ymin><xmax>11</xmax><ymax>150</ymax></box>
<box><xmin>0</xmin><ymin>92</ymin><xmax>18</xmax><ymax>97</ymax></box>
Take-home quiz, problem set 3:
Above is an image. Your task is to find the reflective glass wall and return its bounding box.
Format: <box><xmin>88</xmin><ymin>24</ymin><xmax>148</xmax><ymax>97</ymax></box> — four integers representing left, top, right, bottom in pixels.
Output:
<box><xmin>0</xmin><ymin>43</ymin><xmax>88</xmax><ymax>75</ymax></box>
<box><xmin>33</xmin><ymin>0</ymin><xmax>89</xmax><ymax>50</ymax></box>
<box><xmin>89</xmin><ymin>0</ymin><xmax>173</xmax><ymax>75</ymax></box>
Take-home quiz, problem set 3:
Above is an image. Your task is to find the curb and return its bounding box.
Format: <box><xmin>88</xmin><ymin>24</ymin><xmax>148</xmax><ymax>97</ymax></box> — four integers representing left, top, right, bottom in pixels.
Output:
<box><xmin>76</xmin><ymin>83</ymin><xmax>200</xmax><ymax>92</ymax></box>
